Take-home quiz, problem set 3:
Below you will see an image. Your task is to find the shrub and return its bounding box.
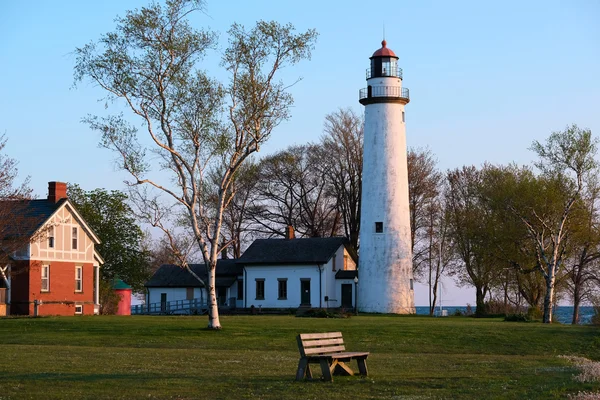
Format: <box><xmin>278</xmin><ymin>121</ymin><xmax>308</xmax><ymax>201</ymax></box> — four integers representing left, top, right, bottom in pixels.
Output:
<box><xmin>505</xmin><ymin>313</ymin><xmax>529</xmax><ymax>322</ymax></box>
<box><xmin>527</xmin><ymin>307</ymin><xmax>543</xmax><ymax>321</ymax></box>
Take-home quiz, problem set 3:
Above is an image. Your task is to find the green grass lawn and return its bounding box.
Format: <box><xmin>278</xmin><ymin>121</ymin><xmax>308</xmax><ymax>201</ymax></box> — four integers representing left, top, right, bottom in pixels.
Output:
<box><xmin>0</xmin><ymin>315</ymin><xmax>598</xmax><ymax>399</ymax></box>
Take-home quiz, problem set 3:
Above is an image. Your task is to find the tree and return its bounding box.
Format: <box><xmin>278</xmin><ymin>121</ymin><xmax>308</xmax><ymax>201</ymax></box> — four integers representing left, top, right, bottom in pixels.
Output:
<box><xmin>526</xmin><ymin>125</ymin><xmax>596</xmax><ymax>323</ymax></box>
<box><xmin>563</xmin><ymin>175</ymin><xmax>600</xmax><ymax>324</ymax></box>
<box><xmin>67</xmin><ymin>185</ymin><xmax>151</xmax><ymax>294</ymax></box>
<box><xmin>251</xmin><ymin>145</ymin><xmax>340</xmax><ymax>238</ymax></box>
<box><xmin>0</xmin><ymin>134</ymin><xmax>33</xmax><ymax>300</ymax></box>
<box><xmin>408</xmin><ymin>148</ymin><xmax>443</xmax><ymax>275</ymax></box>
<box><xmin>320</xmin><ymin>108</ymin><xmax>363</xmax><ymax>251</ymax></box>
<box><xmin>218</xmin><ymin>161</ymin><xmax>260</xmax><ymax>258</ymax></box>
<box><xmin>445</xmin><ymin>166</ymin><xmax>498</xmax><ymax>315</ymax></box>
<box><xmin>74</xmin><ymin>0</ymin><xmax>317</xmax><ymax>329</ymax></box>
<box><xmin>423</xmin><ymin>198</ymin><xmax>454</xmax><ymax>315</ymax></box>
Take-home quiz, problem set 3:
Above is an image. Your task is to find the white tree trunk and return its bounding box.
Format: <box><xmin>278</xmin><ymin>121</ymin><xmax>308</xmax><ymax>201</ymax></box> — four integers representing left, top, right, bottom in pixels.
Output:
<box><xmin>207</xmin><ymin>265</ymin><xmax>221</xmax><ymax>329</ymax></box>
<box><xmin>543</xmin><ymin>268</ymin><xmax>555</xmax><ymax>323</ymax></box>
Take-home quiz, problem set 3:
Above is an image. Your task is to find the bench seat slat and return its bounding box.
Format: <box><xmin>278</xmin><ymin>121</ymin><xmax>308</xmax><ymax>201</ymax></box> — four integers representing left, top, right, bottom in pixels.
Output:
<box><xmin>321</xmin><ymin>351</ymin><xmax>369</xmax><ymax>359</ymax></box>
<box><xmin>304</xmin><ymin>345</ymin><xmax>346</xmax><ymax>355</ymax></box>
<box><xmin>303</xmin><ymin>338</ymin><xmax>345</xmax><ymax>347</ymax></box>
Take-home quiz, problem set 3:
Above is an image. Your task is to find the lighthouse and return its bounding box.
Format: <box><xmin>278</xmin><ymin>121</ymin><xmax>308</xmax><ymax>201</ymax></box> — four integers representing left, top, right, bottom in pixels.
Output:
<box><xmin>357</xmin><ymin>40</ymin><xmax>415</xmax><ymax>313</ymax></box>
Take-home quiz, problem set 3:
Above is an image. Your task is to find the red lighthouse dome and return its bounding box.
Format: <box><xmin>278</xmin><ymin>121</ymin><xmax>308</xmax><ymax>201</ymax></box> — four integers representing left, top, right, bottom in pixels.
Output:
<box><xmin>372</xmin><ymin>40</ymin><xmax>397</xmax><ymax>58</ymax></box>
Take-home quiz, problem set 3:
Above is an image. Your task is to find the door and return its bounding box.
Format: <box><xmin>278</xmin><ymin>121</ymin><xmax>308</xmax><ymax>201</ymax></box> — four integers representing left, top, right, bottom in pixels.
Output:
<box><xmin>300</xmin><ymin>279</ymin><xmax>311</xmax><ymax>306</ymax></box>
<box><xmin>341</xmin><ymin>284</ymin><xmax>353</xmax><ymax>308</ymax></box>
<box><xmin>217</xmin><ymin>287</ymin><xmax>227</xmax><ymax>306</ymax></box>
<box><xmin>160</xmin><ymin>293</ymin><xmax>167</xmax><ymax>312</ymax></box>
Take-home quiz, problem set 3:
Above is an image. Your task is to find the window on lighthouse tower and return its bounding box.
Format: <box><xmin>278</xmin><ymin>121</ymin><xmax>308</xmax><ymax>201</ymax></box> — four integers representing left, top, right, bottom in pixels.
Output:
<box><xmin>375</xmin><ymin>222</ymin><xmax>383</xmax><ymax>233</ymax></box>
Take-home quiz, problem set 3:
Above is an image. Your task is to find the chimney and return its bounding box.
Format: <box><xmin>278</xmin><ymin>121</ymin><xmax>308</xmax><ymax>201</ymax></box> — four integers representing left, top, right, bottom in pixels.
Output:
<box><xmin>221</xmin><ymin>248</ymin><xmax>228</xmax><ymax>259</ymax></box>
<box><xmin>48</xmin><ymin>182</ymin><xmax>67</xmax><ymax>203</ymax></box>
<box><xmin>285</xmin><ymin>225</ymin><xmax>295</xmax><ymax>240</ymax></box>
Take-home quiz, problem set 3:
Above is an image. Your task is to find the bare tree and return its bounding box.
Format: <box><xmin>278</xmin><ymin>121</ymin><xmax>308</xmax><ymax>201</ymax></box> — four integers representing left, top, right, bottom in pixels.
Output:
<box><xmin>74</xmin><ymin>0</ymin><xmax>317</xmax><ymax>329</ymax></box>
<box><xmin>251</xmin><ymin>145</ymin><xmax>339</xmax><ymax>238</ymax></box>
<box><xmin>320</xmin><ymin>108</ymin><xmax>363</xmax><ymax>250</ymax></box>
<box><xmin>423</xmin><ymin>198</ymin><xmax>454</xmax><ymax>315</ymax></box>
<box><xmin>0</xmin><ymin>134</ymin><xmax>33</xmax><ymax>306</ymax></box>
<box><xmin>564</xmin><ymin>174</ymin><xmax>600</xmax><ymax>324</ymax></box>
<box><xmin>218</xmin><ymin>161</ymin><xmax>260</xmax><ymax>258</ymax></box>
<box><xmin>408</xmin><ymin>148</ymin><xmax>443</xmax><ymax>275</ymax></box>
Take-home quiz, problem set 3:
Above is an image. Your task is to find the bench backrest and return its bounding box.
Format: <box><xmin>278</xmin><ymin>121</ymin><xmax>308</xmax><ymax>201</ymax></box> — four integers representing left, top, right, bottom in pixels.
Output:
<box><xmin>297</xmin><ymin>332</ymin><xmax>345</xmax><ymax>357</ymax></box>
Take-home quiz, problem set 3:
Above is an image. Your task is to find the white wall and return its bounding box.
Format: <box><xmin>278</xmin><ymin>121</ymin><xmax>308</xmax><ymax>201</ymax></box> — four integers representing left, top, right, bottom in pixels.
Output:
<box><xmin>359</xmin><ymin>72</ymin><xmax>415</xmax><ymax>313</ymax></box>
<box><xmin>245</xmin><ymin>264</ymin><xmax>321</xmax><ymax>308</ymax></box>
<box><xmin>244</xmin><ymin>245</ymin><xmax>356</xmax><ymax>309</ymax></box>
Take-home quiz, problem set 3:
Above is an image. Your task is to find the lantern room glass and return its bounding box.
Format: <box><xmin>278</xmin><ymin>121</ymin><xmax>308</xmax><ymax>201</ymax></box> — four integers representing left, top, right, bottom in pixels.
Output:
<box><xmin>370</xmin><ymin>57</ymin><xmax>398</xmax><ymax>78</ymax></box>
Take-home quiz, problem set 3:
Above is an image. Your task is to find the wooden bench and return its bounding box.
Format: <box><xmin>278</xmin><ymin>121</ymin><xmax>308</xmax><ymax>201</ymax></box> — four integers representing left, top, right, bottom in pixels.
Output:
<box><xmin>296</xmin><ymin>332</ymin><xmax>369</xmax><ymax>382</ymax></box>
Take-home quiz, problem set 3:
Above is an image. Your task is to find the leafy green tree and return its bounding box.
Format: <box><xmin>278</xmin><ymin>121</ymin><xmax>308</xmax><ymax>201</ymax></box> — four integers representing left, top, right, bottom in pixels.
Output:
<box><xmin>74</xmin><ymin>0</ymin><xmax>317</xmax><ymax>329</ymax></box>
<box><xmin>481</xmin><ymin>125</ymin><xmax>598</xmax><ymax>323</ymax></box>
<box><xmin>445</xmin><ymin>166</ymin><xmax>498</xmax><ymax>315</ymax></box>
<box><xmin>67</xmin><ymin>184</ymin><xmax>151</xmax><ymax>293</ymax></box>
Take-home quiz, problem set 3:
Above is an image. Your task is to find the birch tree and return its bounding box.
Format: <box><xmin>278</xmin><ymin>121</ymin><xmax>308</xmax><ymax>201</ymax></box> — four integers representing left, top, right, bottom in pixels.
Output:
<box><xmin>483</xmin><ymin>125</ymin><xmax>597</xmax><ymax>323</ymax></box>
<box><xmin>74</xmin><ymin>0</ymin><xmax>317</xmax><ymax>329</ymax></box>
<box><xmin>527</xmin><ymin>125</ymin><xmax>596</xmax><ymax>323</ymax></box>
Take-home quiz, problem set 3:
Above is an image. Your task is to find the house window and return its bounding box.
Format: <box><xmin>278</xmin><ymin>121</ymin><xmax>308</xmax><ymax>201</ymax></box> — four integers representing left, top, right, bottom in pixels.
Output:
<box><xmin>75</xmin><ymin>266</ymin><xmax>83</xmax><ymax>292</ymax></box>
<box><xmin>41</xmin><ymin>265</ymin><xmax>50</xmax><ymax>292</ymax></box>
<box><xmin>48</xmin><ymin>226</ymin><xmax>54</xmax><ymax>248</ymax></box>
<box><xmin>375</xmin><ymin>222</ymin><xmax>383</xmax><ymax>233</ymax></box>
<box><xmin>72</xmin><ymin>227</ymin><xmax>78</xmax><ymax>250</ymax></box>
<box><xmin>255</xmin><ymin>279</ymin><xmax>265</xmax><ymax>300</ymax></box>
<box><xmin>278</xmin><ymin>278</ymin><xmax>287</xmax><ymax>300</ymax></box>
<box><xmin>344</xmin><ymin>255</ymin><xmax>349</xmax><ymax>271</ymax></box>
<box><xmin>186</xmin><ymin>287</ymin><xmax>194</xmax><ymax>300</ymax></box>
<box><xmin>332</xmin><ymin>254</ymin><xmax>337</xmax><ymax>271</ymax></box>
<box><xmin>75</xmin><ymin>304</ymin><xmax>83</xmax><ymax>315</ymax></box>
<box><xmin>237</xmin><ymin>279</ymin><xmax>243</xmax><ymax>300</ymax></box>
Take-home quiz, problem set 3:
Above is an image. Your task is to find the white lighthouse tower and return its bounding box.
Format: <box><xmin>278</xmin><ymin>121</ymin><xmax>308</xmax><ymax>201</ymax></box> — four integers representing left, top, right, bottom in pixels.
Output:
<box><xmin>357</xmin><ymin>40</ymin><xmax>415</xmax><ymax>313</ymax></box>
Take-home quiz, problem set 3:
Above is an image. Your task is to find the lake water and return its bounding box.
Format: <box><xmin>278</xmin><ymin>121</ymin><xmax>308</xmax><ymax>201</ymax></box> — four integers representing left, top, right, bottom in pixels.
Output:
<box><xmin>415</xmin><ymin>306</ymin><xmax>595</xmax><ymax>324</ymax></box>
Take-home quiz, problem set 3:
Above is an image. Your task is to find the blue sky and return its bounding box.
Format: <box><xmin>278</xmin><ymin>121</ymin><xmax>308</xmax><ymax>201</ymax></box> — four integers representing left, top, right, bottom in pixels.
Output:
<box><xmin>1</xmin><ymin>0</ymin><xmax>598</xmax><ymax>305</ymax></box>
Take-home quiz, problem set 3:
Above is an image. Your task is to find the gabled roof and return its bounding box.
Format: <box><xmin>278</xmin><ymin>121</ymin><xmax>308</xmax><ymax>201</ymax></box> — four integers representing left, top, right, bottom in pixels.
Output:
<box><xmin>0</xmin><ymin>199</ymin><xmax>67</xmax><ymax>239</ymax></box>
<box><xmin>145</xmin><ymin>259</ymin><xmax>242</xmax><ymax>288</ymax></box>
<box><xmin>237</xmin><ymin>237</ymin><xmax>355</xmax><ymax>266</ymax></box>
<box><xmin>0</xmin><ymin>198</ymin><xmax>100</xmax><ymax>244</ymax></box>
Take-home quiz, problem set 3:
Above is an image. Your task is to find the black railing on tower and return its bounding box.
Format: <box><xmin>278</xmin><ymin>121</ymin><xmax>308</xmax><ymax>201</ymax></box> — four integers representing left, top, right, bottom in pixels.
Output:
<box><xmin>359</xmin><ymin>86</ymin><xmax>409</xmax><ymax>101</ymax></box>
<box><xmin>366</xmin><ymin>66</ymin><xmax>403</xmax><ymax>79</ymax></box>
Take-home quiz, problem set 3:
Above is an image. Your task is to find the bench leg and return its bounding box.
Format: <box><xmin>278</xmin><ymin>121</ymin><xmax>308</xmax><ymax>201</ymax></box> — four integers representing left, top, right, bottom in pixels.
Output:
<box><xmin>296</xmin><ymin>358</ymin><xmax>309</xmax><ymax>381</ymax></box>
<box><xmin>357</xmin><ymin>358</ymin><xmax>368</xmax><ymax>376</ymax></box>
<box><xmin>320</xmin><ymin>358</ymin><xmax>333</xmax><ymax>382</ymax></box>
<box><xmin>333</xmin><ymin>361</ymin><xmax>354</xmax><ymax>376</ymax></box>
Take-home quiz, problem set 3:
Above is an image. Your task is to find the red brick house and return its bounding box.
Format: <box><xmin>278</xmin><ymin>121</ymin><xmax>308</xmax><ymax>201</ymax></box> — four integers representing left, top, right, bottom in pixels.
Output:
<box><xmin>0</xmin><ymin>182</ymin><xmax>103</xmax><ymax>316</ymax></box>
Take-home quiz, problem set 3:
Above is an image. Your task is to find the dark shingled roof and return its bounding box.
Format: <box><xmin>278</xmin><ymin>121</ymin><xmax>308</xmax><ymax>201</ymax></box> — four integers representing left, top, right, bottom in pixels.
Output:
<box><xmin>145</xmin><ymin>259</ymin><xmax>242</xmax><ymax>288</ymax></box>
<box><xmin>0</xmin><ymin>199</ymin><xmax>68</xmax><ymax>239</ymax></box>
<box><xmin>335</xmin><ymin>270</ymin><xmax>358</xmax><ymax>280</ymax></box>
<box><xmin>237</xmin><ymin>237</ymin><xmax>355</xmax><ymax>265</ymax></box>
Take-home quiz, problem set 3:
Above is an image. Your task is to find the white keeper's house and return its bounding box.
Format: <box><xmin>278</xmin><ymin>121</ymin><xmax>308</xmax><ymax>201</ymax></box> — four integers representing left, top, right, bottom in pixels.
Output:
<box><xmin>144</xmin><ymin>228</ymin><xmax>358</xmax><ymax>311</ymax></box>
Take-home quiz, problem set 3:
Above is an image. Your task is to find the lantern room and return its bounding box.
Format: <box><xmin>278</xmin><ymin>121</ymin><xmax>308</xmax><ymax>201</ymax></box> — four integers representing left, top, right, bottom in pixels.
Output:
<box><xmin>367</xmin><ymin>40</ymin><xmax>402</xmax><ymax>79</ymax></box>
